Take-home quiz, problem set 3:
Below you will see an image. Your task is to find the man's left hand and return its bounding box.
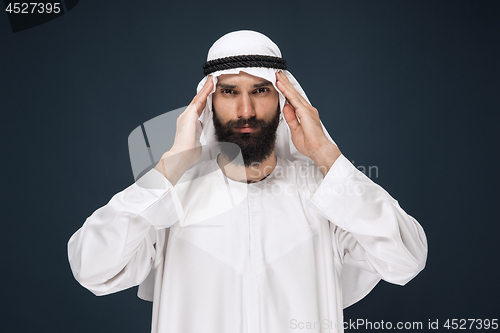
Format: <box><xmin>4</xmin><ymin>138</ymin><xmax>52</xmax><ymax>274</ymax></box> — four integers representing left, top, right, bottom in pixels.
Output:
<box><xmin>276</xmin><ymin>71</ymin><xmax>341</xmax><ymax>176</ymax></box>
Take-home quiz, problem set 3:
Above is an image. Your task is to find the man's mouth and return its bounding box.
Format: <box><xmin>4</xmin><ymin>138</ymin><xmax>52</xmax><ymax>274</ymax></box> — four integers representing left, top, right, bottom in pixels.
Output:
<box><xmin>235</xmin><ymin>125</ymin><xmax>256</xmax><ymax>133</ymax></box>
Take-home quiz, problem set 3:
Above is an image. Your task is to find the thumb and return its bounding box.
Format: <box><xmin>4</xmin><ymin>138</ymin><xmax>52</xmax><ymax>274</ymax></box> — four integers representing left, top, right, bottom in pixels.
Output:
<box><xmin>195</xmin><ymin>120</ymin><xmax>203</xmax><ymax>140</ymax></box>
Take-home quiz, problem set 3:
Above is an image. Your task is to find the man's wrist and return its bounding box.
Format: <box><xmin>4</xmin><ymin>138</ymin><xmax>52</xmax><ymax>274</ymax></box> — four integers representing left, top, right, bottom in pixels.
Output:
<box><xmin>311</xmin><ymin>142</ymin><xmax>342</xmax><ymax>177</ymax></box>
<box><xmin>154</xmin><ymin>149</ymin><xmax>193</xmax><ymax>185</ymax></box>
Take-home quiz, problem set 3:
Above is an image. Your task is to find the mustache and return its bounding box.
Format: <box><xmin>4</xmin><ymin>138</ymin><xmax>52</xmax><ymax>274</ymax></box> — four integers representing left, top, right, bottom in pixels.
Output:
<box><xmin>224</xmin><ymin>117</ymin><xmax>267</xmax><ymax>128</ymax></box>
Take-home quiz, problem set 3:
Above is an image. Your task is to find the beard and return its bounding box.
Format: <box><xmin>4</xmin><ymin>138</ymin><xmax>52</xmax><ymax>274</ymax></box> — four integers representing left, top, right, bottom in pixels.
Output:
<box><xmin>212</xmin><ymin>105</ymin><xmax>281</xmax><ymax>167</ymax></box>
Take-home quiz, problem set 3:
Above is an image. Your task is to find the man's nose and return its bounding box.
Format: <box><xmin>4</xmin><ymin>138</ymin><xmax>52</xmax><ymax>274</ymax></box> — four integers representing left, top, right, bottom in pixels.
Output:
<box><xmin>237</xmin><ymin>93</ymin><xmax>256</xmax><ymax>119</ymax></box>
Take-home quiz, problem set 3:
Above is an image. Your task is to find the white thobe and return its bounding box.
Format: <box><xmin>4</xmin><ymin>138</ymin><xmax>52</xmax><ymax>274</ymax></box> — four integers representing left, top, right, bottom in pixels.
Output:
<box><xmin>68</xmin><ymin>154</ymin><xmax>427</xmax><ymax>333</ymax></box>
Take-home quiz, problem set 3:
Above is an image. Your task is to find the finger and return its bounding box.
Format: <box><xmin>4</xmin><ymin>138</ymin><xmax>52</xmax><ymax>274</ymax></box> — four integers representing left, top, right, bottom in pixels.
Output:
<box><xmin>200</xmin><ymin>75</ymin><xmax>214</xmax><ymax>95</ymax></box>
<box><xmin>282</xmin><ymin>104</ymin><xmax>300</xmax><ymax>133</ymax></box>
<box><xmin>277</xmin><ymin>81</ymin><xmax>308</xmax><ymax>120</ymax></box>
<box><xmin>196</xmin><ymin>75</ymin><xmax>214</xmax><ymax>102</ymax></box>
<box><xmin>190</xmin><ymin>75</ymin><xmax>214</xmax><ymax>116</ymax></box>
<box><xmin>279</xmin><ymin>72</ymin><xmax>308</xmax><ymax>106</ymax></box>
<box><xmin>276</xmin><ymin>74</ymin><xmax>308</xmax><ymax>111</ymax></box>
<box><xmin>276</xmin><ymin>71</ymin><xmax>309</xmax><ymax>106</ymax></box>
<box><xmin>276</xmin><ymin>72</ymin><xmax>319</xmax><ymax>123</ymax></box>
<box><xmin>190</xmin><ymin>76</ymin><xmax>211</xmax><ymax>103</ymax></box>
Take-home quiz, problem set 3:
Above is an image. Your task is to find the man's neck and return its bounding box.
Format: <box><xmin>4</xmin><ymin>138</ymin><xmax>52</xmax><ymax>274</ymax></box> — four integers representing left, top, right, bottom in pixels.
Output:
<box><xmin>217</xmin><ymin>151</ymin><xmax>278</xmax><ymax>184</ymax></box>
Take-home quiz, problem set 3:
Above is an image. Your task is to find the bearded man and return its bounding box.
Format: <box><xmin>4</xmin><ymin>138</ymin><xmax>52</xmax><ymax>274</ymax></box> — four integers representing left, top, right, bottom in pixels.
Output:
<box><xmin>68</xmin><ymin>30</ymin><xmax>427</xmax><ymax>333</ymax></box>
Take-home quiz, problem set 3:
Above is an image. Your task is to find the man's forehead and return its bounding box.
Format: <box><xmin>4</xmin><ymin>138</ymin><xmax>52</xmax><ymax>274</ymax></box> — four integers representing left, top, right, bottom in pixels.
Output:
<box><xmin>216</xmin><ymin>72</ymin><xmax>272</xmax><ymax>87</ymax></box>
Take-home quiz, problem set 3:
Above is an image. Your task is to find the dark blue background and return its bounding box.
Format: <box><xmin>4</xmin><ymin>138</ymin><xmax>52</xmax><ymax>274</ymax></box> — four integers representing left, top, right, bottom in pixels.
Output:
<box><xmin>1</xmin><ymin>1</ymin><xmax>499</xmax><ymax>332</ymax></box>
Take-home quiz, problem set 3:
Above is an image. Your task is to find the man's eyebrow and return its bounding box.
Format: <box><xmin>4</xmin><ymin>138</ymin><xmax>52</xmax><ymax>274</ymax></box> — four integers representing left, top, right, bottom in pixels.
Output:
<box><xmin>216</xmin><ymin>81</ymin><xmax>272</xmax><ymax>89</ymax></box>
<box><xmin>253</xmin><ymin>81</ymin><xmax>272</xmax><ymax>88</ymax></box>
<box><xmin>217</xmin><ymin>83</ymin><xmax>238</xmax><ymax>89</ymax></box>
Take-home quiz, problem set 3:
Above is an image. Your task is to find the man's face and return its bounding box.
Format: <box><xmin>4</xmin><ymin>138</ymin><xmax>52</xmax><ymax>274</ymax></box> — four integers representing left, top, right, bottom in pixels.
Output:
<box><xmin>212</xmin><ymin>72</ymin><xmax>281</xmax><ymax>167</ymax></box>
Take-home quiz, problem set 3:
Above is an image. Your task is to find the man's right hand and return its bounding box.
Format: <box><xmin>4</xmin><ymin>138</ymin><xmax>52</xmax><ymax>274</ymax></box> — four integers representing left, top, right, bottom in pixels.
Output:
<box><xmin>154</xmin><ymin>76</ymin><xmax>214</xmax><ymax>185</ymax></box>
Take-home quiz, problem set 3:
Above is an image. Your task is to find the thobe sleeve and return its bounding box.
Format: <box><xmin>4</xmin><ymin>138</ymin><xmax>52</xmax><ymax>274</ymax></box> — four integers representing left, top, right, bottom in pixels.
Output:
<box><xmin>308</xmin><ymin>154</ymin><xmax>427</xmax><ymax>306</ymax></box>
<box><xmin>67</xmin><ymin>168</ymin><xmax>183</xmax><ymax>296</ymax></box>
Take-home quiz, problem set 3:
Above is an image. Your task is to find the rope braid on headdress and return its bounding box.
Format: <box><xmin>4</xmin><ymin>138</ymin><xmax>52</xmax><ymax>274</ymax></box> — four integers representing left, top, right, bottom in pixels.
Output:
<box><xmin>203</xmin><ymin>55</ymin><xmax>287</xmax><ymax>75</ymax></box>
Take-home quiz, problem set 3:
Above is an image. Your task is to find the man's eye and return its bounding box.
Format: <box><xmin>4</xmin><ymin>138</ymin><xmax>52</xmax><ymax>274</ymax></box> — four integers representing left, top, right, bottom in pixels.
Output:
<box><xmin>221</xmin><ymin>89</ymin><xmax>236</xmax><ymax>94</ymax></box>
<box><xmin>255</xmin><ymin>88</ymin><xmax>270</xmax><ymax>94</ymax></box>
